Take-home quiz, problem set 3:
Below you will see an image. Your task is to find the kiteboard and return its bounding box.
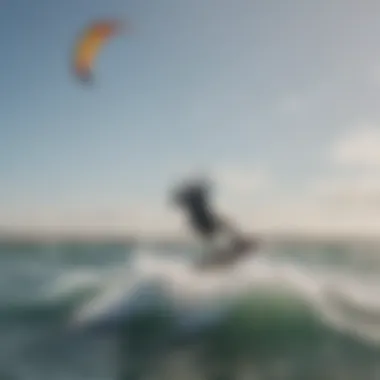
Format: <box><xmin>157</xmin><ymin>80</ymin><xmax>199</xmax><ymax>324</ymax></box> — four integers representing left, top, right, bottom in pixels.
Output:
<box><xmin>197</xmin><ymin>237</ymin><xmax>258</xmax><ymax>270</ymax></box>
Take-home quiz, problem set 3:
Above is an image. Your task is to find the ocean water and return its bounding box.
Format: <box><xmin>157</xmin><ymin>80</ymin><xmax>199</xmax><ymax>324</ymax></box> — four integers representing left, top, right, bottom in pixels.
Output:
<box><xmin>1</xmin><ymin>240</ymin><xmax>380</xmax><ymax>380</ymax></box>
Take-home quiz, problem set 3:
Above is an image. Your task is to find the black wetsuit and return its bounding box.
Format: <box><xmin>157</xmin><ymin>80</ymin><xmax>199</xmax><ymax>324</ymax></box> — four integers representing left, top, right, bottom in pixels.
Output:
<box><xmin>173</xmin><ymin>183</ymin><xmax>219</xmax><ymax>239</ymax></box>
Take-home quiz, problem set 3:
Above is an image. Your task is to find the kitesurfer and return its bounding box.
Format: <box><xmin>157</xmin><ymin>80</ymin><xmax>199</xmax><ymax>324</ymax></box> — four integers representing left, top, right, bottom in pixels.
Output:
<box><xmin>171</xmin><ymin>178</ymin><xmax>257</xmax><ymax>268</ymax></box>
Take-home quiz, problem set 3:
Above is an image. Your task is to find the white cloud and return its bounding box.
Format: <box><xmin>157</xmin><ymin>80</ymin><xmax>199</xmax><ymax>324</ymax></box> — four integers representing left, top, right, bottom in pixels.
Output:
<box><xmin>240</xmin><ymin>132</ymin><xmax>380</xmax><ymax>235</ymax></box>
<box><xmin>313</xmin><ymin>175</ymin><xmax>380</xmax><ymax>205</ymax></box>
<box><xmin>331</xmin><ymin>126</ymin><xmax>380</xmax><ymax>168</ymax></box>
<box><xmin>304</xmin><ymin>125</ymin><xmax>380</xmax><ymax>234</ymax></box>
<box><xmin>248</xmin><ymin>194</ymin><xmax>380</xmax><ymax>237</ymax></box>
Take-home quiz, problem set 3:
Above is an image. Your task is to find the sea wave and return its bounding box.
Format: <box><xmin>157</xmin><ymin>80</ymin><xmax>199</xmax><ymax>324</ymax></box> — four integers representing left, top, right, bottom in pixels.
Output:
<box><xmin>30</xmin><ymin>249</ymin><xmax>379</xmax><ymax>350</ymax></box>
<box><xmin>3</xmin><ymin>246</ymin><xmax>380</xmax><ymax>379</ymax></box>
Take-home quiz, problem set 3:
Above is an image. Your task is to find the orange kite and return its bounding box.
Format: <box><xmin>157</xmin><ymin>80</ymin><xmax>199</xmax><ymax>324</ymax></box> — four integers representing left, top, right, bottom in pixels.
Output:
<box><xmin>73</xmin><ymin>20</ymin><xmax>123</xmax><ymax>82</ymax></box>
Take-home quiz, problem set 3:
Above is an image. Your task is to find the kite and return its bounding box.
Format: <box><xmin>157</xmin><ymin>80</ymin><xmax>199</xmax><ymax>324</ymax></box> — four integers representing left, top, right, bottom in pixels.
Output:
<box><xmin>73</xmin><ymin>20</ymin><xmax>123</xmax><ymax>82</ymax></box>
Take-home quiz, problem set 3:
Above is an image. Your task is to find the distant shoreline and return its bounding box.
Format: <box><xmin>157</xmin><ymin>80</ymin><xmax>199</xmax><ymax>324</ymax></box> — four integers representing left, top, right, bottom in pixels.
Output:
<box><xmin>1</xmin><ymin>230</ymin><xmax>380</xmax><ymax>245</ymax></box>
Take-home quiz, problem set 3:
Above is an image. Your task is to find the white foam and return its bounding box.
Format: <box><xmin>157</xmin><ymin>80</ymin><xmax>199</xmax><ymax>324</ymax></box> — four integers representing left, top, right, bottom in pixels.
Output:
<box><xmin>48</xmin><ymin>270</ymin><xmax>101</xmax><ymax>300</ymax></box>
<box><xmin>55</xmin><ymin>248</ymin><xmax>380</xmax><ymax>346</ymax></box>
<box><xmin>70</xmin><ymin>250</ymin><xmax>318</xmax><ymax>327</ymax></box>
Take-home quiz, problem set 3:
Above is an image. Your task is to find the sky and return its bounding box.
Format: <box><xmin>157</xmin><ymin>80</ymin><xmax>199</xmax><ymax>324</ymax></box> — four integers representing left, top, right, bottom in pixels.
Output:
<box><xmin>2</xmin><ymin>0</ymin><xmax>380</xmax><ymax>236</ymax></box>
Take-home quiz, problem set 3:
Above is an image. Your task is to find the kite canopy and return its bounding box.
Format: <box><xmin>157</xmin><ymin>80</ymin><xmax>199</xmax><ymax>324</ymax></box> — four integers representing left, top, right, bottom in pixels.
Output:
<box><xmin>73</xmin><ymin>20</ymin><xmax>123</xmax><ymax>82</ymax></box>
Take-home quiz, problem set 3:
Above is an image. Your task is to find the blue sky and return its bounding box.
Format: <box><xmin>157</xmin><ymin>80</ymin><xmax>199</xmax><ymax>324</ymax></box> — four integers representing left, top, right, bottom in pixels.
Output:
<box><xmin>2</xmin><ymin>0</ymin><xmax>380</xmax><ymax>234</ymax></box>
